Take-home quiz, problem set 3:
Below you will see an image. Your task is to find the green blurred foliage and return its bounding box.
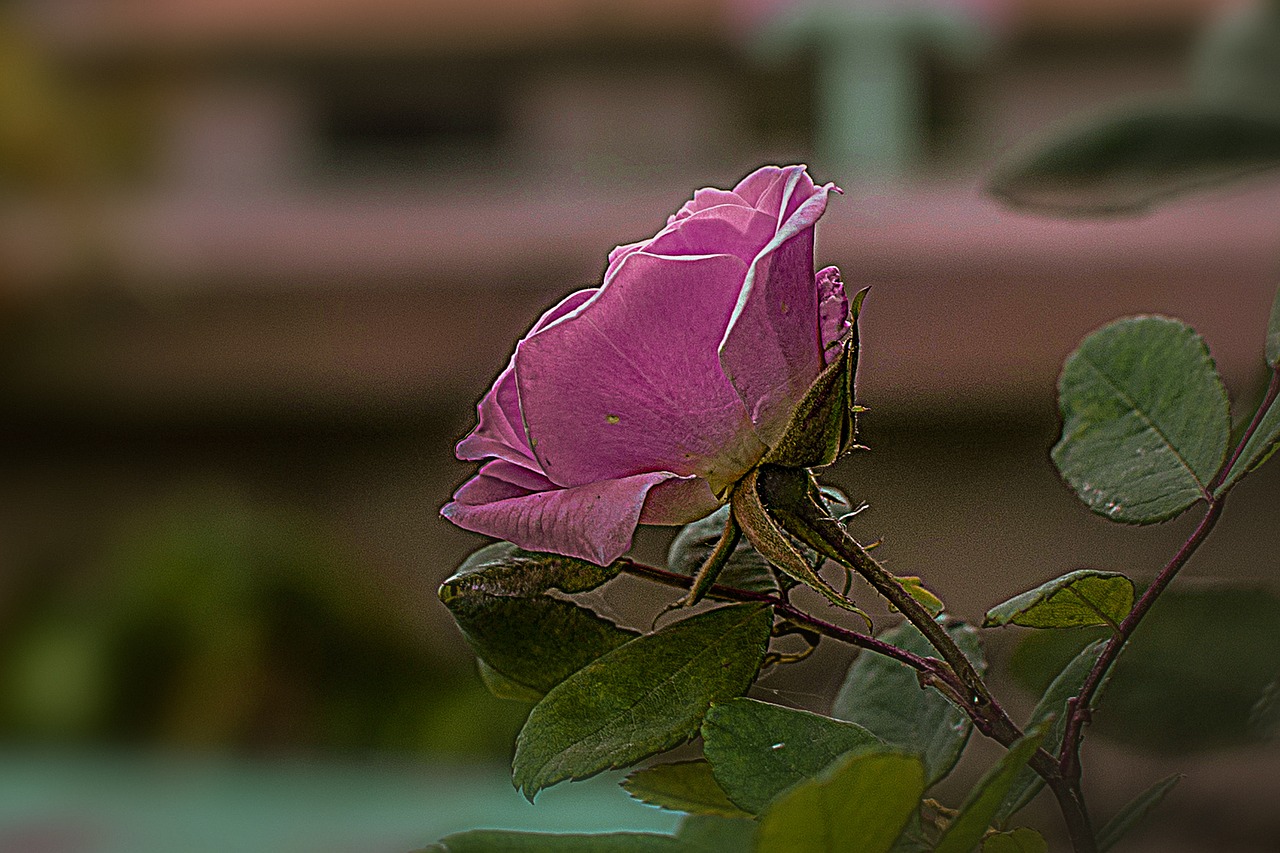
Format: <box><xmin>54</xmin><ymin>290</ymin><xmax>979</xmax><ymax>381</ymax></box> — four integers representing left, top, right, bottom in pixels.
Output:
<box><xmin>1008</xmin><ymin>586</ymin><xmax>1280</xmax><ymax>753</ymax></box>
<box><xmin>0</xmin><ymin>491</ymin><xmax>526</xmax><ymax>757</ymax></box>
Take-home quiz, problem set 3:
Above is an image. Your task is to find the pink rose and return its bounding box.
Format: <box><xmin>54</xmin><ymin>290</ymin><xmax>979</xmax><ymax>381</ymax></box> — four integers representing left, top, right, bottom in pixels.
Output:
<box><xmin>442</xmin><ymin>165</ymin><xmax>847</xmax><ymax>564</ymax></box>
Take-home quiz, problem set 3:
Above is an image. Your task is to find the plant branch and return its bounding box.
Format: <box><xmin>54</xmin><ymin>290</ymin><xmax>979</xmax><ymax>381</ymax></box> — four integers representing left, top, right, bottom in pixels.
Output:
<box><xmin>619</xmin><ymin>559</ymin><xmax>955</xmax><ymax>684</ymax></box>
<box><xmin>1059</xmin><ymin>491</ymin><xmax>1226</xmax><ymax>782</ymax></box>
<box><xmin>1059</xmin><ymin>365</ymin><xmax>1277</xmax><ymax>785</ymax></box>
<box><xmin>622</xmin><ymin>554</ymin><xmax>1097</xmax><ymax>850</ymax></box>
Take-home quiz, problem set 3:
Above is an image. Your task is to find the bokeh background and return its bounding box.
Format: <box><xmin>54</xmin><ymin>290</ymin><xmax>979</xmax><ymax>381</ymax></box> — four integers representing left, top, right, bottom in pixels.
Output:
<box><xmin>1</xmin><ymin>0</ymin><xmax>1277</xmax><ymax>850</ymax></box>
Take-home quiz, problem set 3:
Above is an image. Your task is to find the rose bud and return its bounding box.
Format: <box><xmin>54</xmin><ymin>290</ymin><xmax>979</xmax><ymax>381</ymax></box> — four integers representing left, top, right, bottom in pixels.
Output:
<box><xmin>442</xmin><ymin>165</ymin><xmax>854</xmax><ymax>565</ymax></box>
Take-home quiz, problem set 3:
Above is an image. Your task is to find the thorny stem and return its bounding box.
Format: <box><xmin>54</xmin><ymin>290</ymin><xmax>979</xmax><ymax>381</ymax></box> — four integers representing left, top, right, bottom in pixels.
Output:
<box><xmin>1058</xmin><ymin>364</ymin><xmax>1279</xmax><ymax>785</ymax></box>
<box><xmin>619</xmin><ymin>559</ymin><xmax>959</xmax><ymax>689</ymax></box>
<box><xmin>783</xmin><ymin>497</ymin><xmax>1099</xmax><ymax>851</ymax></box>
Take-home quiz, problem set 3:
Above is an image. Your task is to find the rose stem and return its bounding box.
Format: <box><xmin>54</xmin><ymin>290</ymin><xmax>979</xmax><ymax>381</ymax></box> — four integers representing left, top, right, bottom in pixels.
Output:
<box><xmin>1058</xmin><ymin>363</ymin><xmax>1279</xmax><ymax>785</ymax></box>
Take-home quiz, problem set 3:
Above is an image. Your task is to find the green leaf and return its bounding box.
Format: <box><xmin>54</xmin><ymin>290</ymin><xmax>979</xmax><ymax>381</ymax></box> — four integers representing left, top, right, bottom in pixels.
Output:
<box><xmin>621</xmin><ymin>761</ymin><xmax>751</xmax><ymax>818</ymax></box>
<box><xmin>831</xmin><ymin>620</ymin><xmax>985</xmax><ymax>786</ymax></box>
<box><xmin>441</xmin><ymin>541</ymin><xmax>624</xmax><ymax>599</ymax></box>
<box><xmin>512</xmin><ymin>603</ymin><xmax>773</xmax><ymax>799</ymax></box>
<box><xmin>754</xmin><ymin>751</ymin><xmax>926</xmax><ymax>853</ymax></box>
<box><xmin>427</xmin><ymin>830</ymin><xmax>685</xmax><ymax>852</ymax></box>
<box><xmin>986</xmin><ymin>101</ymin><xmax>1280</xmax><ymax>216</ymax></box>
<box><xmin>669</xmin><ymin>506</ymin><xmax>779</xmax><ymax>595</ymax></box>
<box><xmin>982</xmin><ymin>828</ymin><xmax>1048</xmax><ymax>853</ymax></box>
<box><xmin>1052</xmin><ymin>316</ymin><xmax>1230</xmax><ymax>524</ymax></box>
<box><xmin>1098</xmin><ymin>774</ymin><xmax>1181</xmax><ymax>852</ymax></box>
<box><xmin>440</xmin><ymin>543</ymin><xmax>639</xmax><ymax>699</ymax></box>
<box><xmin>701</xmin><ymin>698</ymin><xmax>882</xmax><ymax>814</ymax></box>
<box><xmin>935</xmin><ymin>727</ymin><xmax>1048</xmax><ymax>853</ymax></box>
<box><xmin>445</xmin><ymin>592</ymin><xmax>638</xmax><ymax>699</ymax></box>
<box><xmin>983</xmin><ymin>569</ymin><xmax>1134</xmax><ymax>630</ymax></box>
<box><xmin>997</xmin><ymin>640</ymin><xmax>1108</xmax><ymax>823</ymax></box>
<box><xmin>674</xmin><ymin>815</ymin><xmax>758</xmax><ymax>853</ymax></box>
<box><xmin>476</xmin><ymin>659</ymin><xmax>544</xmax><ymax>703</ymax></box>
<box><xmin>764</xmin><ymin>333</ymin><xmax>860</xmax><ymax>469</ymax></box>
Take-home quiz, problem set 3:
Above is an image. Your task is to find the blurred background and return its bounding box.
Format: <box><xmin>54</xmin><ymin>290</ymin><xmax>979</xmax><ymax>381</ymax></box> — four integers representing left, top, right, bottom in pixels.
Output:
<box><xmin>0</xmin><ymin>0</ymin><xmax>1277</xmax><ymax>850</ymax></box>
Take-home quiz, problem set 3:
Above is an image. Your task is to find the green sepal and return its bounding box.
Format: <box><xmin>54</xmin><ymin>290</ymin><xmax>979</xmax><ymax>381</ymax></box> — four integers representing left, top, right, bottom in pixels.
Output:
<box><xmin>731</xmin><ymin>468</ymin><xmax>863</xmax><ymax>616</ymax></box>
<box><xmin>762</xmin><ymin>287</ymin><xmax>868</xmax><ymax>469</ymax></box>
<box><xmin>684</xmin><ymin>512</ymin><xmax>742</xmax><ymax>606</ymax></box>
<box><xmin>669</xmin><ymin>506</ymin><xmax>780</xmax><ymax>596</ymax></box>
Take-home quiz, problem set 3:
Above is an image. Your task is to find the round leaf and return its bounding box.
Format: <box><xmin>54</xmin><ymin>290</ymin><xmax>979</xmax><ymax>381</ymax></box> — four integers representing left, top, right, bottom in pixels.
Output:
<box><xmin>1052</xmin><ymin>316</ymin><xmax>1230</xmax><ymax>524</ymax></box>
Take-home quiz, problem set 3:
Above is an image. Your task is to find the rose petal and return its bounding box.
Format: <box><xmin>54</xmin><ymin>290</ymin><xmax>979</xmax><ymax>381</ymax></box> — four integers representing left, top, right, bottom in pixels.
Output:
<box><xmin>442</xmin><ymin>470</ymin><xmax>681</xmax><ymax>565</ymax></box>
<box><xmin>718</xmin><ymin>181</ymin><xmax>835</xmax><ymax>445</ymax></box>
<box><xmin>668</xmin><ymin>187</ymin><xmax>747</xmax><ymax>223</ymax></box>
<box><xmin>638</xmin><ymin>475</ymin><xmax>722</xmax><ymax>525</ymax></box>
<box><xmin>643</xmin><ymin>202</ymin><xmax>777</xmax><ymax>266</ymax></box>
<box><xmin>516</xmin><ymin>251</ymin><xmax>766</xmax><ymax>495</ymax></box>
<box><xmin>452</xmin><ymin>458</ymin><xmax>559</xmax><ymax>505</ymax></box>
<box><xmin>731</xmin><ymin>165</ymin><xmax>791</xmax><ymax>207</ymax></box>
<box><xmin>816</xmin><ymin>266</ymin><xmax>851</xmax><ymax>365</ymax></box>
<box><xmin>455</xmin><ymin>288</ymin><xmax>597</xmax><ymax>467</ymax></box>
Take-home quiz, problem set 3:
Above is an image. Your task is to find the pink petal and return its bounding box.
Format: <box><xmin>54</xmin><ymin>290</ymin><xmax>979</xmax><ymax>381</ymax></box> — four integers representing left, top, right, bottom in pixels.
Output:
<box><xmin>668</xmin><ymin>187</ymin><xmax>747</xmax><ymax>223</ymax></box>
<box><xmin>638</xmin><ymin>476</ymin><xmax>722</xmax><ymax>525</ymax></box>
<box><xmin>455</xmin><ymin>288</ymin><xmax>597</xmax><ymax>468</ymax></box>
<box><xmin>643</xmin><ymin>203</ymin><xmax>778</xmax><ymax>266</ymax></box>
<box><xmin>817</xmin><ymin>266</ymin><xmax>851</xmax><ymax>365</ymax></box>
<box><xmin>452</xmin><ymin>458</ymin><xmax>558</xmax><ymax>505</ymax></box>
<box><xmin>516</xmin><ymin>251</ymin><xmax>766</xmax><ymax>495</ymax></box>
<box><xmin>718</xmin><ymin>182</ymin><xmax>835</xmax><ymax>445</ymax></box>
<box><xmin>730</xmin><ymin>165</ymin><xmax>791</xmax><ymax>207</ymax></box>
<box><xmin>442</xmin><ymin>470</ymin><xmax>682</xmax><ymax>565</ymax></box>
